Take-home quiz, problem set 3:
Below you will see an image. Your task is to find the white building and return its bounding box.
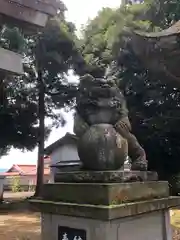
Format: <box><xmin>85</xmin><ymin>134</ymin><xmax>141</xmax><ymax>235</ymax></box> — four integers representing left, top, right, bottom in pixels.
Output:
<box><xmin>44</xmin><ymin>133</ymin><xmax>80</xmax><ymax>181</ymax></box>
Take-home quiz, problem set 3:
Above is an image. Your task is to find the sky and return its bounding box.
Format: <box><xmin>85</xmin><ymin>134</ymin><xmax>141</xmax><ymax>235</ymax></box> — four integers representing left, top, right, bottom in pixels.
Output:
<box><xmin>0</xmin><ymin>0</ymin><xmax>122</xmax><ymax>169</ymax></box>
<box><xmin>65</xmin><ymin>0</ymin><xmax>122</xmax><ymax>30</ymax></box>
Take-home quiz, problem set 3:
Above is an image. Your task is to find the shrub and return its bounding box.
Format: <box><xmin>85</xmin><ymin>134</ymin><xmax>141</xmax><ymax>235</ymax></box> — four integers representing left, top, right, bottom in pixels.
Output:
<box><xmin>11</xmin><ymin>176</ymin><xmax>21</xmax><ymax>192</ymax></box>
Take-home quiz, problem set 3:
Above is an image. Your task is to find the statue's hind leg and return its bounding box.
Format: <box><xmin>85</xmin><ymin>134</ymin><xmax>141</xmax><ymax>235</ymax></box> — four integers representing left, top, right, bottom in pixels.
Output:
<box><xmin>115</xmin><ymin>118</ymin><xmax>148</xmax><ymax>171</ymax></box>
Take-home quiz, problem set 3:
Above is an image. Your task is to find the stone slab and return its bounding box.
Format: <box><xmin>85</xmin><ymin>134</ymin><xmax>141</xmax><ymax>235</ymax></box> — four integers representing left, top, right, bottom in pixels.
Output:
<box><xmin>42</xmin><ymin>181</ymin><xmax>168</xmax><ymax>205</ymax></box>
<box><xmin>11</xmin><ymin>0</ymin><xmax>58</xmax><ymax>16</ymax></box>
<box><xmin>0</xmin><ymin>48</ymin><xmax>23</xmax><ymax>75</ymax></box>
<box><xmin>54</xmin><ymin>170</ymin><xmax>158</xmax><ymax>183</ymax></box>
<box><xmin>29</xmin><ymin>196</ymin><xmax>180</xmax><ymax>220</ymax></box>
<box><xmin>0</xmin><ymin>0</ymin><xmax>48</xmax><ymax>28</ymax></box>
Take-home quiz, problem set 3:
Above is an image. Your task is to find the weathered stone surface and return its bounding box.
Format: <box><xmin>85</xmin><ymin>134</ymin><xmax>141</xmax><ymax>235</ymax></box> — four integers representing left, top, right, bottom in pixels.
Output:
<box><xmin>54</xmin><ymin>170</ymin><xmax>158</xmax><ymax>183</ymax></box>
<box><xmin>10</xmin><ymin>0</ymin><xmax>63</xmax><ymax>16</ymax></box>
<box><xmin>29</xmin><ymin>196</ymin><xmax>180</xmax><ymax>220</ymax></box>
<box><xmin>78</xmin><ymin>124</ymin><xmax>128</xmax><ymax>170</ymax></box>
<box><xmin>42</xmin><ymin>181</ymin><xmax>168</xmax><ymax>206</ymax></box>
<box><xmin>0</xmin><ymin>0</ymin><xmax>49</xmax><ymax>27</ymax></box>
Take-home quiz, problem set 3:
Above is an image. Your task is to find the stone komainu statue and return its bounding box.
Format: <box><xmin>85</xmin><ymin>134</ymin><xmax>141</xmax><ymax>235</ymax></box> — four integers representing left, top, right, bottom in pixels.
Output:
<box><xmin>74</xmin><ymin>74</ymin><xmax>147</xmax><ymax>171</ymax></box>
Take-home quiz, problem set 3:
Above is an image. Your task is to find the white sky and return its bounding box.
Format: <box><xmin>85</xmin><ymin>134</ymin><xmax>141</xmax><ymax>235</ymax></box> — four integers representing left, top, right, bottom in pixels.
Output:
<box><xmin>0</xmin><ymin>0</ymin><xmax>121</xmax><ymax>169</ymax></box>
<box><xmin>65</xmin><ymin>0</ymin><xmax>121</xmax><ymax>30</ymax></box>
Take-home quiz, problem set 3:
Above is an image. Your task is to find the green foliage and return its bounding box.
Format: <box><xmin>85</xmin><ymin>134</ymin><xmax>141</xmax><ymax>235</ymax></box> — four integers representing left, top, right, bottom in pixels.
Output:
<box><xmin>11</xmin><ymin>176</ymin><xmax>21</xmax><ymax>193</ymax></box>
<box><xmin>80</xmin><ymin>2</ymin><xmax>156</xmax><ymax>78</ymax></box>
<box><xmin>81</xmin><ymin>0</ymin><xmax>180</xmax><ymax>185</ymax></box>
<box><xmin>0</xmin><ymin>25</ymin><xmax>26</xmax><ymax>53</ymax></box>
<box><xmin>169</xmin><ymin>173</ymin><xmax>180</xmax><ymax>196</ymax></box>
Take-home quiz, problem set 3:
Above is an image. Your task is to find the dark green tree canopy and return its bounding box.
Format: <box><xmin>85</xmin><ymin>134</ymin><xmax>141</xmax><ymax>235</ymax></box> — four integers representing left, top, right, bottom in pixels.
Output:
<box><xmin>80</xmin><ymin>0</ymin><xmax>180</xmax><ymax>183</ymax></box>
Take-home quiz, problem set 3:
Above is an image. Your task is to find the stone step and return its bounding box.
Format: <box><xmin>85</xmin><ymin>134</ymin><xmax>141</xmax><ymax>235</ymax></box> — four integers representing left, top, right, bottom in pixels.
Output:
<box><xmin>29</xmin><ymin>196</ymin><xmax>180</xmax><ymax>220</ymax></box>
<box><xmin>42</xmin><ymin>181</ymin><xmax>169</xmax><ymax>206</ymax></box>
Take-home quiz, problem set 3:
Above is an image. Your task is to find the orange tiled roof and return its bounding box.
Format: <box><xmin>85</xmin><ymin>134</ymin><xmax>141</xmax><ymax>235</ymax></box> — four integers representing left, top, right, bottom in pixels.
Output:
<box><xmin>2</xmin><ymin>163</ymin><xmax>50</xmax><ymax>176</ymax></box>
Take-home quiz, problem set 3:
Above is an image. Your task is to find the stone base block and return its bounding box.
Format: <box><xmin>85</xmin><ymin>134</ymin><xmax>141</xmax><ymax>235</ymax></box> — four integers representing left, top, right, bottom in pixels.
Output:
<box><xmin>30</xmin><ymin>197</ymin><xmax>179</xmax><ymax>240</ymax></box>
<box><xmin>42</xmin><ymin>181</ymin><xmax>168</xmax><ymax>205</ymax></box>
<box><xmin>30</xmin><ymin>178</ymin><xmax>178</xmax><ymax>240</ymax></box>
<box><xmin>54</xmin><ymin>170</ymin><xmax>158</xmax><ymax>183</ymax></box>
<box><xmin>41</xmin><ymin>211</ymin><xmax>171</xmax><ymax>240</ymax></box>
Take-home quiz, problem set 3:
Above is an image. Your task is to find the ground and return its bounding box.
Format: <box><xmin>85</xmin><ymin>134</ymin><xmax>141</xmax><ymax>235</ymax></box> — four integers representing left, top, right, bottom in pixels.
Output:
<box><xmin>3</xmin><ymin>191</ymin><xmax>34</xmax><ymax>201</ymax></box>
<box><xmin>171</xmin><ymin>209</ymin><xmax>180</xmax><ymax>228</ymax></box>
<box><xmin>0</xmin><ymin>191</ymin><xmax>40</xmax><ymax>240</ymax></box>
<box><xmin>171</xmin><ymin>209</ymin><xmax>180</xmax><ymax>239</ymax></box>
<box><xmin>0</xmin><ymin>192</ymin><xmax>180</xmax><ymax>239</ymax></box>
<box><xmin>0</xmin><ymin>212</ymin><xmax>40</xmax><ymax>240</ymax></box>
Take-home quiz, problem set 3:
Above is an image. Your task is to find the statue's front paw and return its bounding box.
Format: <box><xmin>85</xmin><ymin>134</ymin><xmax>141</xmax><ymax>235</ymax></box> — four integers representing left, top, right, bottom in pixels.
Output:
<box><xmin>131</xmin><ymin>159</ymin><xmax>148</xmax><ymax>171</ymax></box>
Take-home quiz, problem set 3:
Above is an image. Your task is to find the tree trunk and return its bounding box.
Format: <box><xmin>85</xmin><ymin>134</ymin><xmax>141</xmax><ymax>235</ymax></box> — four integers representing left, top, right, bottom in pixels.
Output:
<box><xmin>34</xmin><ymin>68</ymin><xmax>45</xmax><ymax>197</ymax></box>
<box><xmin>0</xmin><ymin>73</ymin><xmax>6</xmax><ymax>107</ymax></box>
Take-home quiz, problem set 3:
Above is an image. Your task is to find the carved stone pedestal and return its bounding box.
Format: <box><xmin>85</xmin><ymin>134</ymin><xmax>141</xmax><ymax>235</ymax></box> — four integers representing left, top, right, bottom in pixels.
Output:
<box><xmin>30</xmin><ymin>171</ymin><xmax>180</xmax><ymax>240</ymax></box>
